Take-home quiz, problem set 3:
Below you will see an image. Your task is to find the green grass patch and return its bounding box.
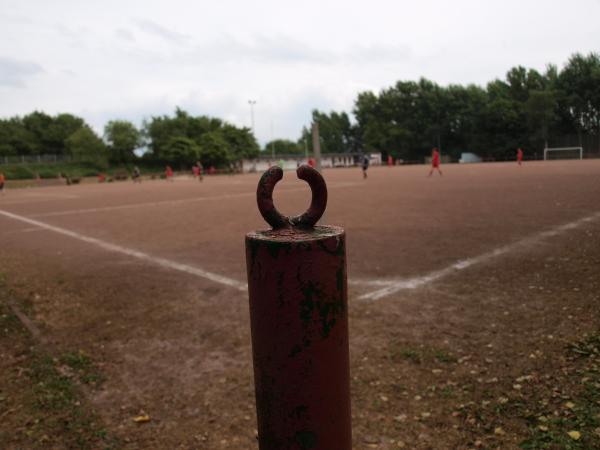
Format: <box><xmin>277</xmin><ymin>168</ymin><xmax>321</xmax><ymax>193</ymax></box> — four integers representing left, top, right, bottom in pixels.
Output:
<box><xmin>26</xmin><ymin>352</ymin><xmax>117</xmax><ymax>449</ymax></box>
<box><xmin>519</xmin><ymin>332</ymin><xmax>600</xmax><ymax>449</ymax></box>
<box><xmin>434</xmin><ymin>349</ymin><xmax>458</xmax><ymax>364</ymax></box>
<box><xmin>389</xmin><ymin>343</ymin><xmax>458</xmax><ymax>365</ymax></box>
<box><xmin>0</xmin><ymin>299</ymin><xmax>22</xmax><ymax>338</ymax></box>
<box><xmin>0</xmin><ymin>281</ymin><xmax>117</xmax><ymax>449</ymax></box>
<box><xmin>396</xmin><ymin>347</ymin><xmax>422</xmax><ymax>363</ymax></box>
<box><xmin>60</xmin><ymin>351</ymin><xmax>106</xmax><ymax>387</ymax></box>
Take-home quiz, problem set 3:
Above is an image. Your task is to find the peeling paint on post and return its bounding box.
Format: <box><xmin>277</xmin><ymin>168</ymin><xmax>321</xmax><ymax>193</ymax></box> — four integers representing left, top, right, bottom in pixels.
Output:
<box><xmin>246</xmin><ymin>165</ymin><xmax>352</xmax><ymax>450</ymax></box>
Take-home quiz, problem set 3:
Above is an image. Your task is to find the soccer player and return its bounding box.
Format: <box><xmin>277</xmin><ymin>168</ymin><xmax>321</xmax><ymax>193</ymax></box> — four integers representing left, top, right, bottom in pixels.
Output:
<box><xmin>165</xmin><ymin>165</ymin><xmax>174</xmax><ymax>181</ymax></box>
<box><xmin>132</xmin><ymin>166</ymin><xmax>141</xmax><ymax>183</ymax></box>
<box><xmin>362</xmin><ymin>154</ymin><xmax>370</xmax><ymax>179</ymax></box>
<box><xmin>517</xmin><ymin>148</ymin><xmax>523</xmax><ymax>166</ymax></box>
<box><xmin>387</xmin><ymin>154</ymin><xmax>393</xmax><ymax>166</ymax></box>
<box><xmin>428</xmin><ymin>147</ymin><xmax>443</xmax><ymax>177</ymax></box>
<box><xmin>0</xmin><ymin>172</ymin><xmax>5</xmax><ymax>195</ymax></box>
<box><xmin>196</xmin><ymin>161</ymin><xmax>204</xmax><ymax>182</ymax></box>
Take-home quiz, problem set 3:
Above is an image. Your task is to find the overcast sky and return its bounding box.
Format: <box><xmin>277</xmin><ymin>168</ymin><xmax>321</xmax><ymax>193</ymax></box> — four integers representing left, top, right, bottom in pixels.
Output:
<box><xmin>1</xmin><ymin>0</ymin><xmax>599</xmax><ymax>145</ymax></box>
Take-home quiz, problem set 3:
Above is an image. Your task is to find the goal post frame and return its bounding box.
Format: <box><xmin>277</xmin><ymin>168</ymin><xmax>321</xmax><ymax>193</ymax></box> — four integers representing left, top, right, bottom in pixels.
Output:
<box><xmin>543</xmin><ymin>147</ymin><xmax>583</xmax><ymax>160</ymax></box>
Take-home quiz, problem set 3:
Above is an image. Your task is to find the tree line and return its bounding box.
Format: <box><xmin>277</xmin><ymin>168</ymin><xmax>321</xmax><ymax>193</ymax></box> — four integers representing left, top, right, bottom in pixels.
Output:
<box><xmin>0</xmin><ymin>107</ymin><xmax>259</xmax><ymax>168</ymax></box>
<box><xmin>265</xmin><ymin>52</ymin><xmax>600</xmax><ymax>161</ymax></box>
<box><xmin>1</xmin><ymin>52</ymin><xmax>598</xmax><ymax>166</ymax></box>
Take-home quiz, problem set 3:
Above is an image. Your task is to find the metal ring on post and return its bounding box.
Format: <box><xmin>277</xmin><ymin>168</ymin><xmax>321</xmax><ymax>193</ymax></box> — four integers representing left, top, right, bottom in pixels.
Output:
<box><xmin>257</xmin><ymin>164</ymin><xmax>328</xmax><ymax>229</ymax></box>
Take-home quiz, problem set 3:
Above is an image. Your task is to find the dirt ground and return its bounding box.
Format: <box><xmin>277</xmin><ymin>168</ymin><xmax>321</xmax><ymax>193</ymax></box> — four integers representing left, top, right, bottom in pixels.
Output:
<box><xmin>1</xmin><ymin>160</ymin><xmax>600</xmax><ymax>449</ymax></box>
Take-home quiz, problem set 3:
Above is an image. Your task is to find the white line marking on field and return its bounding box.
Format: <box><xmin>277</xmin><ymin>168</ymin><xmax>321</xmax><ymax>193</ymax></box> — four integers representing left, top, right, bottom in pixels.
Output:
<box><xmin>32</xmin><ymin>193</ymin><xmax>79</xmax><ymax>199</ymax></box>
<box><xmin>0</xmin><ymin>196</ymin><xmax>78</xmax><ymax>206</ymax></box>
<box><xmin>30</xmin><ymin>192</ymin><xmax>259</xmax><ymax>217</ymax></box>
<box><xmin>0</xmin><ymin>209</ymin><xmax>247</xmax><ymax>292</ymax></box>
<box><xmin>30</xmin><ymin>182</ymin><xmax>363</xmax><ymax>218</ymax></box>
<box><xmin>360</xmin><ymin>211</ymin><xmax>600</xmax><ymax>301</ymax></box>
<box><xmin>348</xmin><ymin>279</ymin><xmax>397</xmax><ymax>287</ymax></box>
<box><xmin>0</xmin><ymin>226</ymin><xmax>45</xmax><ymax>237</ymax></box>
<box><xmin>20</xmin><ymin>226</ymin><xmax>43</xmax><ymax>233</ymax></box>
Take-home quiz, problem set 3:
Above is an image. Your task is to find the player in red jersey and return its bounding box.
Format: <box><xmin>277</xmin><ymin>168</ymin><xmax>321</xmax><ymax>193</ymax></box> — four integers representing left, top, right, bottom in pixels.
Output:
<box><xmin>517</xmin><ymin>148</ymin><xmax>523</xmax><ymax>166</ymax></box>
<box><xmin>428</xmin><ymin>148</ymin><xmax>443</xmax><ymax>176</ymax></box>
<box><xmin>165</xmin><ymin>165</ymin><xmax>174</xmax><ymax>181</ymax></box>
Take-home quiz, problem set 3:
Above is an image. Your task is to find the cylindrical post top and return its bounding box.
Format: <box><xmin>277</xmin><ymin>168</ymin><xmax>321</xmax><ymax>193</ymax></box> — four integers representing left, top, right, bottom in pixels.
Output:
<box><xmin>246</xmin><ymin>164</ymin><xmax>351</xmax><ymax>449</ymax></box>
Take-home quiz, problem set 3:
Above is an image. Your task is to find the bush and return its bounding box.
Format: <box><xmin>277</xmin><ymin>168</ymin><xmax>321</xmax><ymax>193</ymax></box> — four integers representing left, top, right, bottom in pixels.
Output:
<box><xmin>36</xmin><ymin>168</ymin><xmax>59</xmax><ymax>179</ymax></box>
<box><xmin>1</xmin><ymin>165</ymin><xmax>34</xmax><ymax>180</ymax></box>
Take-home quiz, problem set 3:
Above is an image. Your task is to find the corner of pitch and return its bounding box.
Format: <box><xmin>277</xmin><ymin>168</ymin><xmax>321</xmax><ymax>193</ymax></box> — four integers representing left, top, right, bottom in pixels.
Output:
<box><xmin>245</xmin><ymin>164</ymin><xmax>352</xmax><ymax>450</ymax></box>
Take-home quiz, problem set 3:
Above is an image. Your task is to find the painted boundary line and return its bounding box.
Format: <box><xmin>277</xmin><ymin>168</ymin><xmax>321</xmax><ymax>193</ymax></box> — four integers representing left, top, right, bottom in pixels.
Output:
<box><xmin>0</xmin><ymin>209</ymin><xmax>248</xmax><ymax>292</ymax></box>
<box><xmin>3</xmin><ymin>207</ymin><xmax>597</xmax><ymax>302</ymax></box>
<box><xmin>0</xmin><ymin>226</ymin><xmax>45</xmax><ymax>237</ymax></box>
<box><xmin>30</xmin><ymin>191</ymin><xmax>260</xmax><ymax>217</ymax></box>
<box><xmin>29</xmin><ymin>181</ymin><xmax>362</xmax><ymax>218</ymax></box>
<box><xmin>359</xmin><ymin>211</ymin><xmax>600</xmax><ymax>301</ymax></box>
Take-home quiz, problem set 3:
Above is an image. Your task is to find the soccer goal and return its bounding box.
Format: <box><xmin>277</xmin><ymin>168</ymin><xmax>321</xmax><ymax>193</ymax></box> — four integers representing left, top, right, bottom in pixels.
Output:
<box><xmin>543</xmin><ymin>147</ymin><xmax>583</xmax><ymax>160</ymax></box>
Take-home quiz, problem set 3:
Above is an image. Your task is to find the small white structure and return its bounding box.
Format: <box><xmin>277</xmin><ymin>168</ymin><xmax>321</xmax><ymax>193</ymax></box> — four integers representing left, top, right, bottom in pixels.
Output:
<box><xmin>543</xmin><ymin>147</ymin><xmax>583</xmax><ymax>160</ymax></box>
<box><xmin>459</xmin><ymin>152</ymin><xmax>483</xmax><ymax>163</ymax></box>
<box><xmin>241</xmin><ymin>153</ymin><xmax>382</xmax><ymax>173</ymax></box>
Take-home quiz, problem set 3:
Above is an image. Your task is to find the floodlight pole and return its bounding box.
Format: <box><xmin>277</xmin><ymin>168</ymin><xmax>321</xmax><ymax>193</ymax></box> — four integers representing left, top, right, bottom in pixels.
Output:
<box><xmin>270</xmin><ymin>120</ymin><xmax>275</xmax><ymax>159</ymax></box>
<box><xmin>312</xmin><ymin>122</ymin><xmax>322</xmax><ymax>172</ymax></box>
<box><xmin>248</xmin><ymin>100</ymin><xmax>257</xmax><ymax>134</ymax></box>
<box><xmin>304</xmin><ymin>138</ymin><xmax>308</xmax><ymax>159</ymax></box>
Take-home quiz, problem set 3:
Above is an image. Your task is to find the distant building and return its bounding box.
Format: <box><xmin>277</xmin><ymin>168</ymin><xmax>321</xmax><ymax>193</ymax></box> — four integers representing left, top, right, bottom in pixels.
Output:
<box><xmin>241</xmin><ymin>152</ymin><xmax>382</xmax><ymax>173</ymax></box>
<box><xmin>459</xmin><ymin>152</ymin><xmax>483</xmax><ymax>163</ymax></box>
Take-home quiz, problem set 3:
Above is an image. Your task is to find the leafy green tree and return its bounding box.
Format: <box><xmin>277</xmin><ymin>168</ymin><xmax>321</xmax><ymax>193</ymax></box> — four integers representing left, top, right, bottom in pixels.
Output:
<box><xmin>0</xmin><ymin>112</ymin><xmax>87</xmax><ymax>156</ymax></box>
<box><xmin>104</xmin><ymin>120</ymin><xmax>141</xmax><ymax>163</ymax></box>
<box><xmin>0</xmin><ymin>118</ymin><xmax>36</xmax><ymax>155</ymax></box>
<box><xmin>49</xmin><ymin>114</ymin><xmax>86</xmax><ymax>154</ymax></box>
<box><xmin>525</xmin><ymin>90</ymin><xmax>558</xmax><ymax>148</ymax></box>
<box><xmin>557</xmin><ymin>52</ymin><xmax>600</xmax><ymax>134</ymax></box>
<box><xmin>21</xmin><ymin>111</ymin><xmax>53</xmax><ymax>154</ymax></box>
<box><xmin>198</xmin><ymin>132</ymin><xmax>232</xmax><ymax>167</ymax></box>
<box><xmin>300</xmin><ymin>110</ymin><xmax>357</xmax><ymax>154</ymax></box>
<box><xmin>264</xmin><ymin>139</ymin><xmax>304</xmax><ymax>155</ymax></box>
<box><xmin>65</xmin><ymin>126</ymin><xmax>107</xmax><ymax>163</ymax></box>
<box><xmin>143</xmin><ymin>107</ymin><xmax>257</xmax><ymax>167</ymax></box>
<box><xmin>162</xmin><ymin>136</ymin><xmax>201</xmax><ymax>166</ymax></box>
<box><xmin>220</xmin><ymin>124</ymin><xmax>260</xmax><ymax>159</ymax></box>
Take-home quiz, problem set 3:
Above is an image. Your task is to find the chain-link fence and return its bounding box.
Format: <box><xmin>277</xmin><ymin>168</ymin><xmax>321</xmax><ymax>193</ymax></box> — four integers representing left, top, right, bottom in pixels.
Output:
<box><xmin>548</xmin><ymin>133</ymin><xmax>600</xmax><ymax>156</ymax></box>
<box><xmin>0</xmin><ymin>154</ymin><xmax>78</xmax><ymax>165</ymax></box>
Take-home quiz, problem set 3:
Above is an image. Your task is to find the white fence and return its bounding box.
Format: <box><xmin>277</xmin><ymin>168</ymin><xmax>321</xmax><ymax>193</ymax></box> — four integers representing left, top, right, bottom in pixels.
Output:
<box><xmin>0</xmin><ymin>154</ymin><xmax>77</xmax><ymax>165</ymax></box>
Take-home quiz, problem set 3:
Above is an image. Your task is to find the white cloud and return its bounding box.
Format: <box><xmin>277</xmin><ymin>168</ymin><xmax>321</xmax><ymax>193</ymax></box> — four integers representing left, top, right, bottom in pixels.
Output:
<box><xmin>135</xmin><ymin>19</ymin><xmax>191</xmax><ymax>44</ymax></box>
<box><xmin>0</xmin><ymin>0</ymin><xmax>599</xmax><ymax>144</ymax></box>
<box><xmin>0</xmin><ymin>57</ymin><xmax>44</xmax><ymax>87</ymax></box>
<box><xmin>115</xmin><ymin>28</ymin><xmax>136</xmax><ymax>42</ymax></box>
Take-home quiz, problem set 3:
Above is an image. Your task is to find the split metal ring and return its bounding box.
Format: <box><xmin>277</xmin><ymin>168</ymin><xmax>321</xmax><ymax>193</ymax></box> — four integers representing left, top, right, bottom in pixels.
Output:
<box><xmin>257</xmin><ymin>165</ymin><xmax>327</xmax><ymax>229</ymax></box>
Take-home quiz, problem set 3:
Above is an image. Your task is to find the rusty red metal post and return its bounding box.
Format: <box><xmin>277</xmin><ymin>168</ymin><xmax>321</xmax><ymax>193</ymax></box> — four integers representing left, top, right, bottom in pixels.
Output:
<box><xmin>245</xmin><ymin>165</ymin><xmax>351</xmax><ymax>450</ymax></box>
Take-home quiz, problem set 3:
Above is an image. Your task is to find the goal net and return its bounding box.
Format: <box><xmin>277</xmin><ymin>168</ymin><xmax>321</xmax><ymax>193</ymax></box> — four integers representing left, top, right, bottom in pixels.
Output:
<box><xmin>543</xmin><ymin>147</ymin><xmax>583</xmax><ymax>160</ymax></box>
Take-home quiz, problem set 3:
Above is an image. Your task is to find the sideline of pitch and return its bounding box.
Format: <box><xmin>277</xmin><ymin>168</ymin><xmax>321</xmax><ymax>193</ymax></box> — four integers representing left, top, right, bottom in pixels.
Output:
<box><xmin>29</xmin><ymin>181</ymin><xmax>362</xmax><ymax>218</ymax></box>
<box><xmin>0</xmin><ymin>209</ymin><xmax>248</xmax><ymax>292</ymax></box>
<box><xmin>3</xmin><ymin>207</ymin><xmax>597</xmax><ymax>302</ymax></box>
<box><xmin>359</xmin><ymin>210</ymin><xmax>600</xmax><ymax>301</ymax></box>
